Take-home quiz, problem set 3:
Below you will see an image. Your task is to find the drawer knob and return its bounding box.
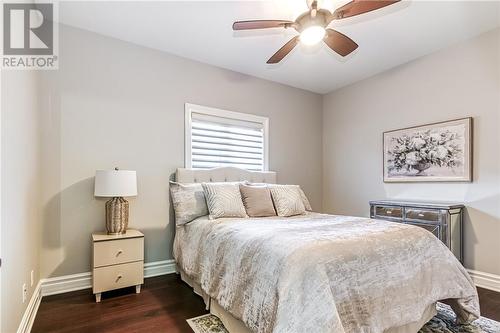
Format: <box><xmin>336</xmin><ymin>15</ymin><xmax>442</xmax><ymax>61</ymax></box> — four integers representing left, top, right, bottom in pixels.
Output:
<box><xmin>116</xmin><ymin>275</ymin><xmax>123</xmax><ymax>282</ymax></box>
<box><xmin>116</xmin><ymin>250</ymin><xmax>123</xmax><ymax>257</ymax></box>
<box><xmin>418</xmin><ymin>213</ymin><xmax>425</xmax><ymax>217</ymax></box>
<box><xmin>386</xmin><ymin>210</ymin><xmax>392</xmax><ymax>214</ymax></box>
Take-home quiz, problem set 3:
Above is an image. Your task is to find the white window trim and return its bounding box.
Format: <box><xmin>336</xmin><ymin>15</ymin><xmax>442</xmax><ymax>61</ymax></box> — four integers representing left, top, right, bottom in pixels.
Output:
<box><xmin>185</xmin><ymin>103</ymin><xmax>269</xmax><ymax>171</ymax></box>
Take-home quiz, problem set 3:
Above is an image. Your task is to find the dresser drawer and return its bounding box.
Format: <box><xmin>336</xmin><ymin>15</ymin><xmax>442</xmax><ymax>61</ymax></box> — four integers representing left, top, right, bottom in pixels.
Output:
<box><xmin>374</xmin><ymin>206</ymin><xmax>403</xmax><ymax>219</ymax></box>
<box><xmin>93</xmin><ymin>261</ymin><xmax>143</xmax><ymax>293</ymax></box>
<box><xmin>93</xmin><ymin>237</ymin><xmax>144</xmax><ymax>268</ymax></box>
<box><xmin>405</xmin><ymin>221</ymin><xmax>441</xmax><ymax>240</ymax></box>
<box><xmin>405</xmin><ymin>208</ymin><xmax>440</xmax><ymax>223</ymax></box>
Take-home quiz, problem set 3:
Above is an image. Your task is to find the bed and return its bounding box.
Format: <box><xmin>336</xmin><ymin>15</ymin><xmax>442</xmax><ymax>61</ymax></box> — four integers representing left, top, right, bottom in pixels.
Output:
<box><xmin>172</xmin><ymin>167</ymin><xmax>479</xmax><ymax>333</ymax></box>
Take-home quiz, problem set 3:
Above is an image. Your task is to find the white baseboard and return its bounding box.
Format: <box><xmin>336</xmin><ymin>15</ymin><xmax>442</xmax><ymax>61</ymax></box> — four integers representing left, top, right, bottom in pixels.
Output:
<box><xmin>467</xmin><ymin>269</ymin><xmax>500</xmax><ymax>293</ymax></box>
<box><xmin>41</xmin><ymin>271</ymin><xmax>92</xmax><ymax>297</ymax></box>
<box><xmin>17</xmin><ymin>281</ymin><xmax>42</xmax><ymax>333</ymax></box>
<box><xmin>40</xmin><ymin>259</ymin><xmax>176</xmax><ymax>297</ymax></box>
<box><xmin>144</xmin><ymin>260</ymin><xmax>177</xmax><ymax>278</ymax></box>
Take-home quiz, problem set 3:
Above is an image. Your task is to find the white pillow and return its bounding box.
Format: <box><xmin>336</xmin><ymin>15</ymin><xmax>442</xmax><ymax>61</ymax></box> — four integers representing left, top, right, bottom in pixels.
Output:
<box><xmin>202</xmin><ymin>182</ymin><xmax>248</xmax><ymax>219</ymax></box>
<box><xmin>169</xmin><ymin>181</ymin><xmax>208</xmax><ymax>225</ymax></box>
<box><xmin>269</xmin><ymin>184</ymin><xmax>306</xmax><ymax>217</ymax></box>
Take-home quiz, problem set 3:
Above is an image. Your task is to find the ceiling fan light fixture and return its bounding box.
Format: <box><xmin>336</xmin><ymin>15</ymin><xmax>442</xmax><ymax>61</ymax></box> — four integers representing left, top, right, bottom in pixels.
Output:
<box><xmin>232</xmin><ymin>0</ymin><xmax>402</xmax><ymax>63</ymax></box>
<box><xmin>300</xmin><ymin>25</ymin><xmax>326</xmax><ymax>45</ymax></box>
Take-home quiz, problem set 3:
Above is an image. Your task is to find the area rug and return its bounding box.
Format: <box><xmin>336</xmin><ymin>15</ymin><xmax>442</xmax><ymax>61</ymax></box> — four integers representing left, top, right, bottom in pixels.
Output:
<box><xmin>187</xmin><ymin>303</ymin><xmax>500</xmax><ymax>333</ymax></box>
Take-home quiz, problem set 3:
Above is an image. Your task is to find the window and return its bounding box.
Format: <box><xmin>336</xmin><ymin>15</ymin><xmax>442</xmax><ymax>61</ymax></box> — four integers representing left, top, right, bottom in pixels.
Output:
<box><xmin>185</xmin><ymin>103</ymin><xmax>269</xmax><ymax>171</ymax></box>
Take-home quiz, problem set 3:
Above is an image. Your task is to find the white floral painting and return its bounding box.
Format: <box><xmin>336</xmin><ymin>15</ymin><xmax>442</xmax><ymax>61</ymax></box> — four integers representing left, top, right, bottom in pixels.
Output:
<box><xmin>383</xmin><ymin>118</ymin><xmax>472</xmax><ymax>182</ymax></box>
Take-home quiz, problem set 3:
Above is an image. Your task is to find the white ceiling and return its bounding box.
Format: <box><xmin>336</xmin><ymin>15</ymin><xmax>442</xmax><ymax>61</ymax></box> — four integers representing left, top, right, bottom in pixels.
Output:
<box><xmin>58</xmin><ymin>1</ymin><xmax>500</xmax><ymax>94</ymax></box>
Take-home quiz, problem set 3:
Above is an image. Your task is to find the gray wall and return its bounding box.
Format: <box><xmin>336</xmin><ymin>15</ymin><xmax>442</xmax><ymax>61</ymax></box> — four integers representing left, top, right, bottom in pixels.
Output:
<box><xmin>322</xmin><ymin>28</ymin><xmax>500</xmax><ymax>276</ymax></box>
<box><xmin>39</xmin><ymin>25</ymin><xmax>323</xmax><ymax>278</ymax></box>
<box><xmin>1</xmin><ymin>71</ymin><xmax>43</xmax><ymax>333</ymax></box>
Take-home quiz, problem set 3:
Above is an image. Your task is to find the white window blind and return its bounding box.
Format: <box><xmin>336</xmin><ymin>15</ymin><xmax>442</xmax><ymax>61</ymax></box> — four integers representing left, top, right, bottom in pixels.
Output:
<box><xmin>185</xmin><ymin>104</ymin><xmax>268</xmax><ymax>171</ymax></box>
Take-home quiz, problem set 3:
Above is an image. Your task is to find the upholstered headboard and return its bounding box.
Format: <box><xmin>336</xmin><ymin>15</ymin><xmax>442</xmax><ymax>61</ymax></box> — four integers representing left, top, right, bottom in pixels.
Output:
<box><xmin>176</xmin><ymin>167</ymin><xmax>276</xmax><ymax>184</ymax></box>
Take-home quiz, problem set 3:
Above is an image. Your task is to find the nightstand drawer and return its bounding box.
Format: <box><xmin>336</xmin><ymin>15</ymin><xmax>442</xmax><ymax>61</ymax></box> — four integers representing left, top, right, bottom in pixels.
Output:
<box><xmin>93</xmin><ymin>237</ymin><xmax>144</xmax><ymax>268</ymax></box>
<box><xmin>93</xmin><ymin>261</ymin><xmax>144</xmax><ymax>293</ymax></box>
<box><xmin>374</xmin><ymin>206</ymin><xmax>403</xmax><ymax>219</ymax></box>
<box><xmin>406</xmin><ymin>208</ymin><xmax>440</xmax><ymax>223</ymax></box>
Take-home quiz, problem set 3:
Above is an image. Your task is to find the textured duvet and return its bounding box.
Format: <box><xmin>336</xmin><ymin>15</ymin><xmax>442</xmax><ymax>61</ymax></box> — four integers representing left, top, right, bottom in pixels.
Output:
<box><xmin>173</xmin><ymin>213</ymin><xmax>479</xmax><ymax>333</ymax></box>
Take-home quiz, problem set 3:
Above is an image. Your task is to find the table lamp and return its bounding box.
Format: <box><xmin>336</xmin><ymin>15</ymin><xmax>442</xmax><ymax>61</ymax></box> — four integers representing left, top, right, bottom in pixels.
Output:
<box><xmin>94</xmin><ymin>168</ymin><xmax>137</xmax><ymax>234</ymax></box>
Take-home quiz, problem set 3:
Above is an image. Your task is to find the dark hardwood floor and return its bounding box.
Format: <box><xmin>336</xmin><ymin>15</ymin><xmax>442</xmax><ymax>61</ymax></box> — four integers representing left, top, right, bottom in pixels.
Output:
<box><xmin>476</xmin><ymin>287</ymin><xmax>500</xmax><ymax>321</ymax></box>
<box><xmin>32</xmin><ymin>274</ymin><xmax>208</xmax><ymax>333</ymax></box>
<box><xmin>32</xmin><ymin>274</ymin><xmax>500</xmax><ymax>333</ymax></box>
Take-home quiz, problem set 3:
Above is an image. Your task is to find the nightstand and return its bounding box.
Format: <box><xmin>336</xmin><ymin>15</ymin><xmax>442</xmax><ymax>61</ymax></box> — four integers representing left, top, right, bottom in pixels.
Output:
<box><xmin>92</xmin><ymin>229</ymin><xmax>144</xmax><ymax>302</ymax></box>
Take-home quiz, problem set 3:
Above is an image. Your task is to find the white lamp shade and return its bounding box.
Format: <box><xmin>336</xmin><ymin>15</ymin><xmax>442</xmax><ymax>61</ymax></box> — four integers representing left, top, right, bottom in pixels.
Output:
<box><xmin>94</xmin><ymin>170</ymin><xmax>137</xmax><ymax>197</ymax></box>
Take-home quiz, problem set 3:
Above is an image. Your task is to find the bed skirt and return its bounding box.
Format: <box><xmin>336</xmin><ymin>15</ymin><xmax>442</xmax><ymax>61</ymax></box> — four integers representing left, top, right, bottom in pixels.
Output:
<box><xmin>177</xmin><ymin>267</ymin><xmax>437</xmax><ymax>333</ymax></box>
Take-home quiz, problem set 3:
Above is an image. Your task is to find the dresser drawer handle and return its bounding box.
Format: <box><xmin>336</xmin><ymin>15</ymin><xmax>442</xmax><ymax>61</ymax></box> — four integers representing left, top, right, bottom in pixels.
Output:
<box><xmin>386</xmin><ymin>210</ymin><xmax>392</xmax><ymax>214</ymax></box>
<box><xmin>418</xmin><ymin>213</ymin><xmax>425</xmax><ymax>217</ymax></box>
<box><xmin>116</xmin><ymin>275</ymin><xmax>123</xmax><ymax>282</ymax></box>
<box><xmin>116</xmin><ymin>250</ymin><xmax>123</xmax><ymax>257</ymax></box>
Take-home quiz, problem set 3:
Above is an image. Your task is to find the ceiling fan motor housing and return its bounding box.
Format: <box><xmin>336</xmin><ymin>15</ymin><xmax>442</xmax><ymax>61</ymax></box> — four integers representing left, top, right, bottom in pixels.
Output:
<box><xmin>294</xmin><ymin>9</ymin><xmax>332</xmax><ymax>32</ymax></box>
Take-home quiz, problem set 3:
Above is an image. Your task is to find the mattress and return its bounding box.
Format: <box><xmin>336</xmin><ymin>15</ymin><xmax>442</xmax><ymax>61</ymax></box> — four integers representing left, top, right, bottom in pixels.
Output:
<box><xmin>179</xmin><ymin>268</ymin><xmax>437</xmax><ymax>333</ymax></box>
<box><xmin>174</xmin><ymin>212</ymin><xmax>479</xmax><ymax>333</ymax></box>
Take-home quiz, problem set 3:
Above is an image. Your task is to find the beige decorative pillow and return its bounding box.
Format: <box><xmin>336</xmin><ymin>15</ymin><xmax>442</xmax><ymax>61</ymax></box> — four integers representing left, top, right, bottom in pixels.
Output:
<box><xmin>250</xmin><ymin>183</ymin><xmax>312</xmax><ymax>212</ymax></box>
<box><xmin>239</xmin><ymin>184</ymin><xmax>276</xmax><ymax>217</ymax></box>
<box><xmin>299</xmin><ymin>187</ymin><xmax>313</xmax><ymax>211</ymax></box>
<box><xmin>169</xmin><ymin>181</ymin><xmax>208</xmax><ymax>225</ymax></box>
<box><xmin>202</xmin><ymin>182</ymin><xmax>248</xmax><ymax>219</ymax></box>
<box><xmin>269</xmin><ymin>185</ymin><xmax>306</xmax><ymax>217</ymax></box>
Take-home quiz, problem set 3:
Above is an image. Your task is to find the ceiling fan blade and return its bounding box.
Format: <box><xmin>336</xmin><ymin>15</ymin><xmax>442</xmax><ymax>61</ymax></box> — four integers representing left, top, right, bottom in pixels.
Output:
<box><xmin>267</xmin><ymin>36</ymin><xmax>299</xmax><ymax>64</ymax></box>
<box><xmin>232</xmin><ymin>20</ymin><xmax>293</xmax><ymax>30</ymax></box>
<box><xmin>324</xmin><ymin>29</ymin><xmax>358</xmax><ymax>57</ymax></box>
<box><xmin>333</xmin><ymin>0</ymin><xmax>401</xmax><ymax>19</ymax></box>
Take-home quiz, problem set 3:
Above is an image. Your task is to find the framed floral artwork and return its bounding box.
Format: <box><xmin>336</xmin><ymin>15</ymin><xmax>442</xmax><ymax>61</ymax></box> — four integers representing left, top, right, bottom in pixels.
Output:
<box><xmin>383</xmin><ymin>118</ymin><xmax>472</xmax><ymax>182</ymax></box>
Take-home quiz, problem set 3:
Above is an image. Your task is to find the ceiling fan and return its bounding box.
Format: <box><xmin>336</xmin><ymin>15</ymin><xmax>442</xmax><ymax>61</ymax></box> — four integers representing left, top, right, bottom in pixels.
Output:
<box><xmin>233</xmin><ymin>0</ymin><xmax>401</xmax><ymax>64</ymax></box>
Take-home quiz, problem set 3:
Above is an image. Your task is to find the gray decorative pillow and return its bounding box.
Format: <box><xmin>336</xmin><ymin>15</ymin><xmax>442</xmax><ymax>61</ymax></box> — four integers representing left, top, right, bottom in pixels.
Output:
<box><xmin>202</xmin><ymin>182</ymin><xmax>248</xmax><ymax>219</ymax></box>
<box><xmin>269</xmin><ymin>185</ymin><xmax>306</xmax><ymax>217</ymax></box>
<box><xmin>239</xmin><ymin>184</ymin><xmax>276</xmax><ymax>217</ymax></box>
<box><xmin>169</xmin><ymin>181</ymin><xmax>208</xmax><ymax>225</ymax></box>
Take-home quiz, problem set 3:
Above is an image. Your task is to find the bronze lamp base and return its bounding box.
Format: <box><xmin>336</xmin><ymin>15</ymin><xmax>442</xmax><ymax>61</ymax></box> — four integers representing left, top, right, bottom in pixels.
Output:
<box><xmin>105</xmin><ymin>197</ymin><xmax>129</xmax><ymax>234</ymax></box>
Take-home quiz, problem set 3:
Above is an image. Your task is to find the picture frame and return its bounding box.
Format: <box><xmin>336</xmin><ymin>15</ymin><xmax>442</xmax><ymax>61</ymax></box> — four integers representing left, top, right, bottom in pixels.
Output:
<box><xmin>383</xmin><ymin>117</ymin><xmax>472</xmax><ymax>183</ymax></box>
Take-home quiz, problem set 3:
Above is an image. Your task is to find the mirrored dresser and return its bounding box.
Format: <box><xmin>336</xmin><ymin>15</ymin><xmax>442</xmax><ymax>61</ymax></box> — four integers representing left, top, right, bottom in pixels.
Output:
<box><xmin>369</xmin><ymin>200</ymin><xmax>464</xmax><ymax>262</ymax></box>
